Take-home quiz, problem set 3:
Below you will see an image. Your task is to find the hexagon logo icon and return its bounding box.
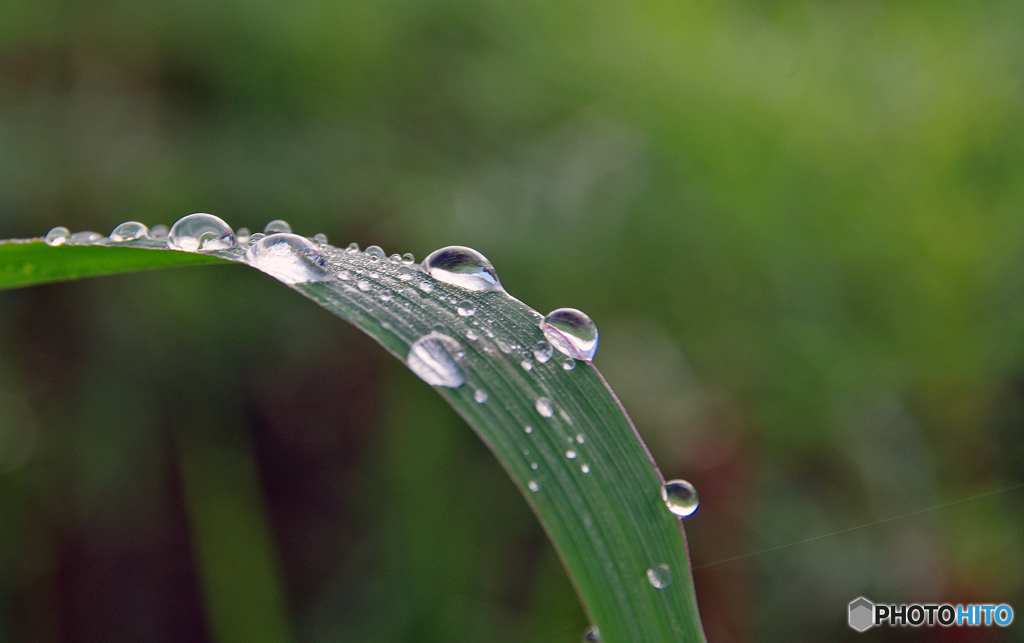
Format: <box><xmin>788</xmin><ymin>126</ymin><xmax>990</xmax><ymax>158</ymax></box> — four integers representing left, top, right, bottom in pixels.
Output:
<box><xmin>848</xmin><ymin>597</ymin><xmax>874</xmax><ymax>632</ymax></box>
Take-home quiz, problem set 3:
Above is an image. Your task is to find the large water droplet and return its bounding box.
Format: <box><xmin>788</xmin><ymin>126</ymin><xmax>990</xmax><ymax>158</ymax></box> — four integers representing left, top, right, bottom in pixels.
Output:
<box><xmin>422</xmin><ymin>246</ymin><xmax>502</xmax><ymax>292</ymax></box>
<box><xmin>406</xmin><ymin>333</ymin><xmax>466</xmax><ymax>388</ymax></box>
<box><xmin>44</xmin><ymin>227</ymin><xmax>70</xmax><ymax>246</ymax></box>
<box><xmin>110</xmin><ymin>221</ymin><xmax>149</xmax><ymax>242</ymax></box>
<box><xmin>542</xmin><ymin>308</ymin><xmax>598</xmax><ymax>361</ymax></box>
<box><xmin>243</xmin><ymin>233</ymin><xmax>331</xmax><ymax>284</ymax></box>
<box><xmin>536</xmin><ymin>397</ymin><xmax>553</xmax><ymax>418</ymax></box>
<box><xmin>646</xmin><ymin>564</ymin><xmax>672</xmax><ymax>589</ymax></box>
<box><xmin>662</xmin><ymin>479</ymin><xmax>700</xmax><ymax>517</ymax></box>
<box><xmin>264</xmin><ymin>219</ymin><xmax>291</xmax><ymax>234</ymax></box>
<box><xmin>168</xmin><ymin>213</ymin><xmax>236</xmax><ymax>252</ymax></box>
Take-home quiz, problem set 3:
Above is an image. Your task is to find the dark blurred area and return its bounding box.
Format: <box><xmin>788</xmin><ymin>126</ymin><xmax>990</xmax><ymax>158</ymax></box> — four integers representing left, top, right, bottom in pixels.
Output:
<box><xmin>2</xmin><ymin>0</ymin><xmax>1024</xmax><ymax>641</ymax></box>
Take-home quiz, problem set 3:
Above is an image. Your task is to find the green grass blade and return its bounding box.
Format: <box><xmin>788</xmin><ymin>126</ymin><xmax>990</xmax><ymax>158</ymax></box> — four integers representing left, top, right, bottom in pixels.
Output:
<box><xmin>0</xmin><ymin>232</ymin><xmax>707</xmax><ymax>643</ymax></box>
<box><xmin>0</xmin><ymin>239</ymin><xmax>230</xmax><ymax>291</ymax></box>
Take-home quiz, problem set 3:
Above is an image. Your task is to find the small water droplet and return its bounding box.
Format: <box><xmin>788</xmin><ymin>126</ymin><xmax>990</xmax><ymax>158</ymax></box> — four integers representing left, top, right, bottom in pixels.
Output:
<box><xmin>456</xmin><ymin>300</ymin><xmax>476</xmax><ymax>317</ymax></box>
<box><xmin>366</xmin><ymin>245</ymin><xmax>385</xmax><ymax>261</ymax></box>
<box><xmin>389</xmin><ymin>253</ymin><xmax>403</xmax><ymax>264</ymax></box>
<box><xmin>474</xmin><ymin>389</ymin><xmax>488</xmax><ymax>404</ymax></box>
<box><xmin>531</xmin><ymin>462</ymin><xmax>539</xmax><ymax>470</ymax></box>
<box><xmin>357</xmin><ymin>280</ymin><xmax>372</xmax><ymax>292</ymax></box>
<box><xmin>495</xmin><ymin>339</ymin><xmax>512</xmax><ymax>354</ymax></box>
<box><xmin>563</xmin><ymin>359</ymin><xmax>576</xmax><ymax>371</ymax></box>
<box><xmin>465</xmin><ymin>329</ymin><xmax>479</xmax><ymax>342</ymax></box>
<box><xmin>379</xmin><ymin>289</ymin><xmax>393</xmax><ymax>302</ymax></box>
<box><xmin>338</xmin><ymin>270</ymin><xmax>352</xmax><ymax>280</ymax></box>
<box><xmin>542</xmin><ymin>308</ymin><xmax>598</xmax><ymax>361</ymax></box>
<box><xmin>406</xmin><ymin>332</ymin><xmax>466</xmax><ymax>388</ymax></box>
<box><xmin>168</xmin><ymin>213</ymin><xmax>237</xmax><ymax>252</ymax></box>
<box><xmin>346</xmin><ymin>242</ymin><xmax>360</xmax><ymax>253</ymax></box>
<box><xmin>576</xmin><ymin>434</ymin><xmax>586</xmax><ymax>444</ymax></box>
<box><xmin>521</xmin><ymin>360</ymin><xmax>533</xmax><ymax>371</ymax></box>
<box><xmin>402</xmin><ymin>252</ymin><xmax>415</xmax><ymax>263</ymax></box>
<box><xmin>566</xmin><ymin>449</ymin><xmax>578</xmax><ymax>459</ymax></box>
<box><xmin>236</xmin><ymin>227</ymin><xmax>251</xmax><ymax>244</ymax></box>
<box><xmin>536</xmin><ymin>398</ymin><xmax>553</xmax><ymax>418</ymax></box>
<box><xmin>243</xmin><ymin>233</ymin><xmax>331</xmax><ymax>284</ymax></box>
<box><xmin>69</xmin><ymin>231</ymin><xmax>103</xmax><ymax>245</ymax></box>
<box><xmin>560</xmin><ymin>409</ymin><xmax>573</xmax><ymax>425</ymax></box>
<box><xmin>249</xmin><ymin>233</ymin><xmax>266</xmax><ymax>244</ymax></box>
<box><xmin>419</xmin><ymin>281</ymin><xmax>434</xmax><ymax>293</ymax></box>
<box><xmin>528</xmin><ymin>481</ymin><xmax>540</xmax><ymax>492</ymax></box>
<box><xmin>264</xmin><ymin>219</ymin><xmax>291</xmax><ymax>234</ymax></box>
<box><xmin>582</xmin><ymin>626</ymin><xmax>601</xmax><ymax>642</ymax></box>
<box><xmin>524</xmin><ymin>425</ymin><xmax>533</xmax><ymax>434</ymax></box>
<box><xmin>421</xmin><ymin>246</ymin><xmax>502</xmax><ymax>292</ymax></box>
<box><xmin>646</xmin><ymin>564</ymin><xmax>672</xmax><ymax>589</ymax></box>
<box><xmin>662</xmin><ymin>479</ymin><xmax>700</xmax><ymax>517</ymax></box>
<box><xmin>149</xmin><ymin>224</ymin><xmax>168</xmax><ymax>238</ymax></box>
<box><xmin>581</xmin><ymin>463</ymin><xmax>591</xmax><ymax>474</ymax></box>
<box><xmin>533</xmin><ymin>341</ymin><xmax>554</xmax><ymax>363</ymax></box>
<box><xmin>110</xmin><ymin>221</ymin><xmax>149</xmax><ymax>242</ymax></box>
<box><xmin>44</xmin><ymin>227</ymin><xmax>70</xmax><ymax>246</ymax></box>
<box><xmin>313</xmin><ymin>233</ymin><xmax>328</xmax><ymax>245</ymax></box>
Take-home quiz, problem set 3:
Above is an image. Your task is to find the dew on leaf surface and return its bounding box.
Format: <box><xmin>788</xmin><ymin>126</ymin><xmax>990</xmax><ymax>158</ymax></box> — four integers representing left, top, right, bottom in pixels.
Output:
<box><xmin>533</xmin><ymin>341</ymin><xmax>554</xmax><ymax>363</ymax></box>
<box><xmin>110</xmin><ymin>221</ymin><xmax>148</xmax><ymax>242</ymax></box>
<box><xmin>263</xmin><ymin>219</ymin><xmax>291</xmax><ymax>234</ymax></box>
<box><xmin>535</xmin><ymin>397</ymin><xmax>553</xmax><ymax>418</ymax></box>
<box><xmin>406</xmin><ymin>332</ymin><xmax>466</xmax><ymax>388</ymax></box>
<box><xmin>421</xmin><ymin>246</ymin><xmax>502</xmax><ymax>292</ymax></box>
<box><xmin>646</xmin><ymin>563</ymin><xmax>672</xmax><ymax>589</ymax></box>
<box><xmin>542</xmin><ymin>308</ymin><xmax>598</xmax><ymax>361</ymax></box>
<box><xmin>474</xmin><ymin>389</ymin><xmax>488</xmax><ymax>404</ymax></box>
<box><xmin>168</xmin><ymin>213</ymin><xmax>236</xmax><ymax>252</ymax></box>
<box><xmin>662</xmin><ymin>479</ymin><xmax>700</xmax><ymax>517</ymax></box>
<box><xmin>243</xmin><ymin>233</ymin><xmax>331</xmax><ymax>284</ymax></box>
<box><xmin>44</xmin><ymin>227</ymin><xmax>70</xmax><ymax>246</ymax></box>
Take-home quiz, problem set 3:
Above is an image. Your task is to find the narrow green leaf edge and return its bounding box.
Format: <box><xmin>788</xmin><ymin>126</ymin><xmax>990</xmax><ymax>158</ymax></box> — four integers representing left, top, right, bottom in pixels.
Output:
<box><xmin>0</xmin><ymin>235</ymin><xmax>706</xmax><ymax>643</ymax></box>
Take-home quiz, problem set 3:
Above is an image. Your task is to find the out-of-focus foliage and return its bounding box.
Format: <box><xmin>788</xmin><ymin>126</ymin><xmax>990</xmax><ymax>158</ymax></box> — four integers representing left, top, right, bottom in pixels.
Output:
<box><xmin>2</xmin><ymin>0</ymin><xmax>1023</xmax><ymax>641</ymax></box>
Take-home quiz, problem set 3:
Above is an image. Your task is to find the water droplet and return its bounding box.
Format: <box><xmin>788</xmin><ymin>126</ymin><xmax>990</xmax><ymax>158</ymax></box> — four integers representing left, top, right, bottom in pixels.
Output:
<box><xmin>575</xmin><ymin>434</ymin><xmax>586</xmax><ymax>444</ymax></box>
<box><xmin>495</xmin><ymin>339</ymin><xmax>512</xmax><ymax>354</ymax></box>
<box><xmin>524</xmin><ymin>425</ymin><xmax>533</xmax><ymax>434</ymax></box>
<box><xmin>149</xmin><ymin>224</ymin><xmax>168</xmax><ymax>238</ymax></box>
<box><xmin>581</xmin><ymin>463</ymin><xmax>591</xmax><ymax>474</ymax></box>
<box><xmin>582</xmin><ymin>626</ymin><xmax>601</xmax><ymax>642</ymax></box>
<box><xmin>474</xmin><ymin>389</ymin><xmax>488</xmax><ymax>404</ymax></box>
<box><xmin>421</xmin><ymin>246</ymin><xmax>502</xmax><ymax>292</ymax></box>
<box><xmin>236</xmin><ymin>227</ymin><xmax>251</xmax><ymax>244</ymax></box>
<box><xmin>397</xmin><ymin>266</ymin><xmax>416</xmax><ymax>281</ymax></box>
<box><xmin>419</xmin><ymin>281</ymin><xmax>434</xmax><ymax>293</ymax></box>
<box><xmin>389</xmin><ymin>253</ymin><xmax>403</xmax><ymax>264</ymax></box>
<box><xmin>542</xmin><ymin>308</ymin><xmax>598</xmax><ymax>361</ymax></box>
<box><xmin>379</xmin><ymin>289</ymin><xmax>393</xmax><ymax>302</ymax></box>
<box><xmin>533</xmin><ymin>341</ymin><xmax>554</xmax><ymax>363</ymax></box>
<box><xmin>646</xmin><ymin>564</ymin><xmax>672</xmax><ymax>589</ymax></box>
<box><xmin>528</xmin><ymin>481</ymin><xmax>540</xmax><ymax>492</ymax></box>
<box><xmin>402</xmin><ymin>253</ymin><xmax>416</xmax><ymax>263</ymax></box>
<box><xmin>406</xmin><ymin>333</ymin><xmax>466</xmax><ymax>388</ymax></box>
<box><xmin>521</xmin><ymin>360</ymin><xmax>533</xmax><ymax>371</ymax></box>
<box><xmin>357</xmin><ymin>280</ymin><xmax>372</xmax><ymax>292</ymax></box>
<box><xmin>536</xmin><ymin>398</ymin><xmax>553</xmax><ymax>418</ymax></box>
<box><xmin>338</xmin><ymin>269</ymin><xmax>352</xmax><ymax>280</ymax></box>
<box><xmin>168</xmin><ymin>213</ymin><xmax>236</xmax><ymax>252</ymax></box>
<box><xmin>560</xmin><ymin>409</ymin><xmax>573</xmax><ymax>424</ymax></box>
<box><xmin>243</xmin><ymin>233</ymin><xmax>331</xmax><ymax>284</ymax></box>
<box><xmin>249</xmin><ymin>233</ymin><xmax>266</xmax><ymax>244</ymax></box>
<box><xmin>68</xmin><ymin>231</ymin><xmax>103</xmax><ymax>245</ymax></box>
<box><xmin>566</xmin><ymin>449</ymin><xmax>578</xmax><ymax>460</ymax></box>
<box><xmin>662</xmin><ymin>479</ymin><xmax>700</xmax><ymax>517</ymax></box>
<box><xmin>531</xmin><ymin>462</ymin><xmax>539</xmax><ymax>470</ymax></box>
<box><xmin>366</xmin><ymin>245</ymin><xmax>385</xmax><ymax>261</ymax></box>
<box><xmin>313</xmin><ymin>233</ymin><xmax>328</xmax><ymax>245</ymax></box>
<box><xmin>264</xmin><ymin>219</ymin><xmax>291</xmax><ymax>234</ymax></box>
<box><xmin>346</xmin><ymin>242</ymin><xmax>360</xmax><ymax>253</ymax></box>
<box><xmin>44</xmin><ymin>227</ymin><xmax>70</xmax><ymax>246</ymax></box>
<box><xmin>110</xmin><ymin>221</ymin><xmax>149</xmax><ymax>242</ymax></box>
<box><xmin>563</xmin><ymin>359</ymin><xmax>576</xmax><ymax>371</ymax></box>
<box><xmin>465</xmin><ymin>329</ymin><xmax>479</xmax><ymax>341</ymax></box>
<box><xmin>456</xmin><ymin>300</ymin><xmax>476</xmax><ymax>317</ymax></box>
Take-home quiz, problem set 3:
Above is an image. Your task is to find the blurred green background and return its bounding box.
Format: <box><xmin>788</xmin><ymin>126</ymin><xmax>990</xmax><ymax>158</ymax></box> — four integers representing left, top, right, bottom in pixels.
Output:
<box><xmin>2</xmin><ymin>0</ymin><xmax>1024</xmax><ymax>641</ymax></box>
